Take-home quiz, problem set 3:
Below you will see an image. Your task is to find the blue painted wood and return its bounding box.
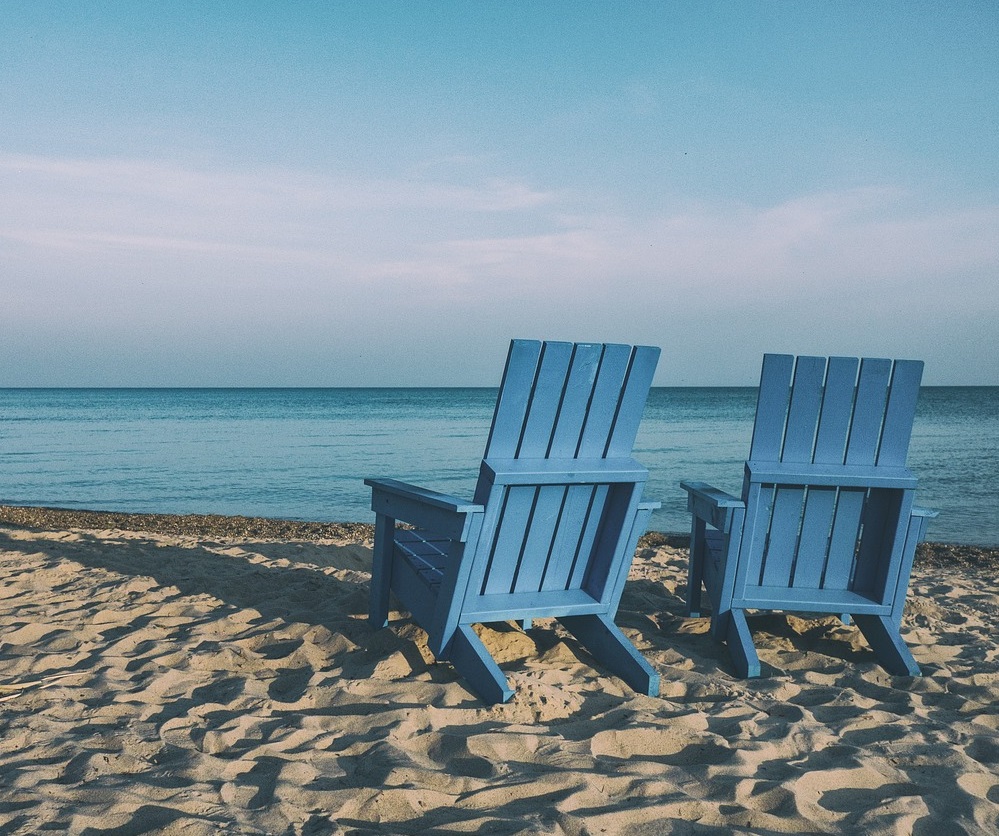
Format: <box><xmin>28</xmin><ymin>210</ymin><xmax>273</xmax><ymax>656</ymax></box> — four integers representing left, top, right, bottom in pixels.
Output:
<box><xmin>682</xmin><ymin>353</ymin><xmax>935</xmax><ymax>679</ymax></box>
<box><xmin>739</xmin><ymin>482</ymin><xmax>774</xmax><ymax>591</ymax></box>
<box><xmin>367</xmin><ymin>339</ymin><xmax>661</xmax><ymax>703</ymax></box>
<box><xmin>791</xmin><ymin>487</ymin><xmax>836</xmax><ymax>588</ymax></box>
<box><xmin>567</xmin><ymin>484</ymin><xmax>609</xmax><ymax>590</ymax></box>
<box><xmin>727</xmin><ymin>610</ymin><xmax>760</xmax><ymax>678</ymax></box>
<box><xmin>480</xmin><ymin>340</ymin><xmax>543</xmax><ymax>464</ymax></box>
<box><xmin>482</xmin><ymin>485</ymin><xmax>537</xmax><ymax>595</ymax></box>
<box><xmin>606</xmin><ymin>345</ymin><xmax>661</xmax><ymax>457</ymax></box>
<box><xmin>760</xmin><ymin>486</ymin><xmax>802</xmax><ymax>587</ymax></box>
<box><xmin>824</xmin><ymin>488</ymin><xmax>865</xmax><ymax>590</ymax></box>
<box><xmin>681</xmin><ymin>481</ymin><xmax>744</xmax><ymax>531</ymax></box>
<box><xmin>749</xmin><ymin>354</ymin><xmax>795</xmax><ymax>461</ymax></box>
<box><xmin>369</xmin><ymin>512</ymin><xmax>395</xmax><ymax>628</ymax></box>
<box><xmin>512</xmin><ymin>484</ymin><xmax>565</xmax><ymax>594</ymax></box>
<box><xmin>782</xmin><ymin>355</ymin><xmax>826</xmax><ymax>462</ymax></box>
<box><xmin>735</xmin><ymin>586</ymin><xmax>890</xmax><ymax>614</ymax></box>
<box><xmin>746</xmin><ymin>462</ymin><xmax>917</xmax><ymax>489</ymax></box>
<box><xmin>586</xmin><ymin>483</ymin><xmax>641</xmax><ymax>602</ymax></box>
<box><xmin>559</xmin><ymin>613</ymin><xmax>660</xmax><ymax>696</ymax></box>
<box><xmin>686</xmin><ymin>516</ymin><xmax>707</xmax><ymax>617</ymax></box>
<box><xmin>878</xmin><ymin>360</ymin><xmax>924</xmax><ymax>467</ymax></box>
<box><xmin>604</xmin><ymin>498</ymin><xmax>660</xmax><ymax>612</ymax></box>
<box><xmin>448</xmin><ymin>624</ymin><xmax>515</xmax><ymax>704</ymax></box>
<box><xmin>518</xmin><ymin>341</ymin><xmax>575</xmax><ymax>457</ymax></box>
<box><xmin>846</xmin><ymin>358</ymin><xmax>892</xmax><ymax>466</ymax></box>
<box><xmin>366</xmin><ymin>478</ymin><xmax>483</xmax><ymax>540</ymax></box>
<box><xmin>852</xmin><ymin>615</ymin><xmax>920</xmax><ymax>676</ymax></box>
<box><xmin>539</xmin><ymin>485</ymin><xmax>593</xmax><ymax>592</ymax></box>
<box><xmin>482</xmin><ymin>457</ymin><xmax>650</xmax><ymax>485</ymax></box>
<box><xmin>548</xmin><ymin>344</ymin><xmax>604</xmax><ymax>456</ymax></box>
<box><xmin>578</xmin><ymin>344</ymin><xmax>634</xmax><ymax>456</ymax></box>
<box><xmin>814</xmin><ymin>357</ymin><xmax>860</xmax><ymax>465</ymax></box>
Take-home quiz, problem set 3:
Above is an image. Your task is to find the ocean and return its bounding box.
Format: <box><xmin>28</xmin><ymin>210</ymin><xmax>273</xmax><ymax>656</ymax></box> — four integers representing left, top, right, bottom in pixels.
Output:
<box><xmin>1</xmin><ymin>387</ymin><xmax>996</xmax><ymax>545</ymax></box>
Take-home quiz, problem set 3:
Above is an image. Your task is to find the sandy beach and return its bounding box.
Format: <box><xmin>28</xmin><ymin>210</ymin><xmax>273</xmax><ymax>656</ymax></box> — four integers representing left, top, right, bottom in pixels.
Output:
<box><xmin>0</xmin><ymin>506</ymin><xmax>997</xmax><ymax>835</ymax></box>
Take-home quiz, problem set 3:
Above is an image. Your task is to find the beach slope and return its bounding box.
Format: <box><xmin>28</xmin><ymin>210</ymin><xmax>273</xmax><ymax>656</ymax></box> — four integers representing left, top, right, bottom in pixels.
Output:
<box><xmin>0</xmin><ymin>507</ymin><xmax>997</xmax><ymax>835</ymax></box>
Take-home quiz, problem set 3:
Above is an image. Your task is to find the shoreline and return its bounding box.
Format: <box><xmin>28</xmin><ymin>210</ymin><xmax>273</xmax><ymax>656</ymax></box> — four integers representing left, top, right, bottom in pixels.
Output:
<box><xmin>1</xmin><ymin>503</ymin><xmax>996</xmax><ymax>569</ymax></box>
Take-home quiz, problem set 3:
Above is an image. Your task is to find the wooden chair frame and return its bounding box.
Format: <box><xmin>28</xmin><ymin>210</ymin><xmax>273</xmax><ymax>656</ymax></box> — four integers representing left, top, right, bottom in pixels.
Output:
<box><xmin>682</xmin><ymin>354</ymin><xmax>936</xmax><ymax>678</ymax></box>
<box><xmin>367</xmin><ymin>340</ymin><xmax>662</xmax><ymax>703</ymax></box>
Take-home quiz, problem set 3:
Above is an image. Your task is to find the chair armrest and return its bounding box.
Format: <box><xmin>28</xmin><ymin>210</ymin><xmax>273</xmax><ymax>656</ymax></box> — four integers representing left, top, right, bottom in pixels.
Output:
<box><xmin>680</xmin><ymin>481</ymin><xmax>744</xmax><ymax>533</ymax></box>
<box><xmin>365</xmin><ymin>477</ymin><xmax>484</xmax><ymax>541</ymax></box>
<box><xmin>911</xmin><ymin>506</ymin><xmax>938</xmax><ymax>519</ymax></box>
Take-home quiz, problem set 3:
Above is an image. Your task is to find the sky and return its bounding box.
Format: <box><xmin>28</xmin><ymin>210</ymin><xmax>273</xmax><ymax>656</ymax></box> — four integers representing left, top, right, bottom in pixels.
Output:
<box><xmin>2</xmin><ymin>1</ymin><xmax>997</xmax><ymax>386</ymax></box>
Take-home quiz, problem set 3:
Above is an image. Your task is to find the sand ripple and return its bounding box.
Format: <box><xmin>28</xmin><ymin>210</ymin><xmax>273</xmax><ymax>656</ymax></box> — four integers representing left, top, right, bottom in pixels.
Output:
<box><xmin>0</xmin><ymin>524</ymin><xmax>997</xmax><ymax>834</ymax></box>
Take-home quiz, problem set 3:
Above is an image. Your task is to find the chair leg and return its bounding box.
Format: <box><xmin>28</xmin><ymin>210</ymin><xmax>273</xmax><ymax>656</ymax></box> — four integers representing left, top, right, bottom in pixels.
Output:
<box><xmin>445</xmin><ymin>624</ymin><xmax>515</xmax><ymax>705</ymax></box>
<box><xmin>686</xmin><ymin>518</ymin><xmax>706</xmax><ymax>618</ymax></box>
<box><xmin>559</xmin><ymin>613</ymin><xmax>660</xmax><ymax>698</ymax></box>
<box><xmin>853</xmin><ymin>614</ymin><xmax>921</xmax><ymax>676</ymax></box>
<box><xmin>726</xmin><ymin>609</ymin><xmax>761</xmax><ymax>678</ymax></box>
<box><xmin>369</xmin><ymin>514</ymin><xmax>394</xmax><ymax>629</ymax></box>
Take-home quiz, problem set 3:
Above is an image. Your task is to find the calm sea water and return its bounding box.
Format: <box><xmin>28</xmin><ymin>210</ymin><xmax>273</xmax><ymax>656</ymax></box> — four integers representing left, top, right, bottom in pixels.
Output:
<box><xmin>0</xmin><ymin>387</ymin><xmax>995</xmax><ymax>545</ymax></box>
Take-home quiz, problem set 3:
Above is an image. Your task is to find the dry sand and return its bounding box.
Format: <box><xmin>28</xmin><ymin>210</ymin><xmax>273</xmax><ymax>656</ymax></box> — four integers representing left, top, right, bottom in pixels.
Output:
<box><xmin>0</xmin><ymin>508</ymin><xmax>997</xmax><ymax>835</ymax></box>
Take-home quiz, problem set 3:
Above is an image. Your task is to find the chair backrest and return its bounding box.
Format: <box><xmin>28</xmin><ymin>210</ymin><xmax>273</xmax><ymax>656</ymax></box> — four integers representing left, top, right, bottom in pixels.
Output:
<box><xmin>465</xmin><ymin>340</ymin><xmax>660</xmax><ymax>608</ymax></box>
<box><xmin>740</xmin><ymin>354</ymin><xmax>923</xmax><ymax>601</ymax></box>
<box><xmin>749</xmin><ymin>354</ymin><xmax>923</xmax><ymax>470</ymax></box>
<box><xmin>478</xmin><ymin>340</ymin><xmax>660</xmax><ymax>468</ymax></box>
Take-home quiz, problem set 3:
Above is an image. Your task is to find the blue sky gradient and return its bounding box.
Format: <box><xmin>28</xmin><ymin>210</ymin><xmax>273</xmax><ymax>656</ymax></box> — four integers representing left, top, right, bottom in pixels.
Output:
<box><xmin>2</xmin><ymin>1</ymin><xmax>997</xmax><ymax>385</ymax></box>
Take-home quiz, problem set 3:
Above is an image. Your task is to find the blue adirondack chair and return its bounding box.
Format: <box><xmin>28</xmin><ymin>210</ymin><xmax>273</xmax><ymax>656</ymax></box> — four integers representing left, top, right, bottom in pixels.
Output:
<box><xmin>682</xmin><ymin>354</ymin><xmax>936</xmax><ymax>678</ymax></box>
<box><xmin>366</xmin><ymin>339</ymin><xmax>662</xmax><ymax>704</ymax></box>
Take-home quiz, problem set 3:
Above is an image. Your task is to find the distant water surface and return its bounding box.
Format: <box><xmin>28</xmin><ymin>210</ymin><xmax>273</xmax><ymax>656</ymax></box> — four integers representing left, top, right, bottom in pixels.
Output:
<box><xmin>0</xmin><ymin>387</ymin><xmax>995</xmax><ymax>545</ymax></box>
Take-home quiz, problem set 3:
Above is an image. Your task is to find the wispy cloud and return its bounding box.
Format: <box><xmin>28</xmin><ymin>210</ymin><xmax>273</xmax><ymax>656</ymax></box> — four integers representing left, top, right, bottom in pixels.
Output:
<box><xmin>0</xmin><ymin>153</ymin><xmax>557</xmax><ymax>269</ymax></box>
<box><xmin>2</xmin><ymin>152</ymin><xmax>996</xmax><ymax>315</ymax></box>
<box><xmin>364</xmin><ymin>187</ymin><xmax>999</xmax><ymax>300</ymax></box>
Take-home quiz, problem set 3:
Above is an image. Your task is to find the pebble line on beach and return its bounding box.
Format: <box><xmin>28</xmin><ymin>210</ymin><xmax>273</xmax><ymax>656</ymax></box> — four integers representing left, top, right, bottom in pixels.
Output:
<box><xmin>0</xmin><ymin>505</ymin><xmax>373</xmax><ymax>543</ymax></box>
<box><xmin>0</xmin><ymin>504</ymin><xmax>996</xmax><ymax>568</ymax></box>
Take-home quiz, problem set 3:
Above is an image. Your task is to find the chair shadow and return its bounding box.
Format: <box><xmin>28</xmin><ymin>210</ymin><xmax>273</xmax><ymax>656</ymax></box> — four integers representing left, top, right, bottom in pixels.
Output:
<box><xmin>0</xmin><ymin>527</ymin><xmax>370</xmax><ymax>630</ymax></box>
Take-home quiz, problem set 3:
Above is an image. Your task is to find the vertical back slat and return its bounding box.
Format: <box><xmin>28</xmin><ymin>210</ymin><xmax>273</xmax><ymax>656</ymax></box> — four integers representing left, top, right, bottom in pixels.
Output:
<box><xmin>481</xmin><ymin>486</ymin><xmax>536</xmax><ymax>594</ymax></box>
<box><xmin>845</xmin><ymin>358</ymin><xmax>892</xmax><ymax>466</ymax></box>
<box><xmin>540</xmin><ymin>485</ymin><xmax>595</xmax><ymax>591</ymax></box>
<box><xmin>792</xmin><ymin>487</ymin><xmax>837</xmax><ymax>587</ymax></box>
<box><xmin>483</xmin><ymin>340</ymin><xmax>543</xmax><ymax>459</ymax></box>
<box><xmin>781</xmin><ymin>356</ymin><xmax>826</xmax><ymax>462</ymax></box>
<box><xmin>511</xmin><ymin>485</ymin><xmax>564</xmax><ymax>593</ymax></box>
<box><xmin>517</xmin><ymin>342</ymin><xmax>574</xmax><ymax>458</ymax></box>
<box><xmin>761</xmin><ymin>486</ymin><xmax>804</xmax><ymax>587</ymax></box>
<box><xmin>851</xmin><ymin>489</ymin><xmax>894</xmax><ymax>596</ymax></box>
<box><xmin>567</xmin><ymin>485</ymin><xmax>609</xmax><ymax>589</ymax></box>
<box><xmin>813</xmin><ymin>357</ymin><xmax>859</xmax><ymax>465</ymax></box>
<box><xmin>749</xmin><ymin>354</ymin><xmax>794</xmax><ymax>462</ymax></box>
<box><xmin>577</xmin><ymin>345</ymin><xmax>633</xmax><ymax>456</ymax></box>
<box><xmin>547</xmin><ymin>344</ymin><xmax>604</xmax><ymax>458</ymax></box>
<box><xmin>877</xmin><ymin>360</ymin><xmax>923</xmax><ymax>467</ymax></box>
<box><xmin>823</xmin><ymin>489</ymin><xmax>866</xmax><ymax>590</ymax></box>
<box><xmin>792</xmin><ymin>356</ymin><xmax>859</xmax><ymax>588</ymax></box>
<box><xmin>606</xmin><ymin>345</ymin><xmax>661</xmax><ymax>457</ymax></box>
<box><xmin>739</xmin><ymin>483</ymin><xmax>774</xmax><ymax>586</ymax></box>
<box><xmin>584</xmin><ymin>482</ymin><xmax>642</xmax><ymax>602</ymax></box>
